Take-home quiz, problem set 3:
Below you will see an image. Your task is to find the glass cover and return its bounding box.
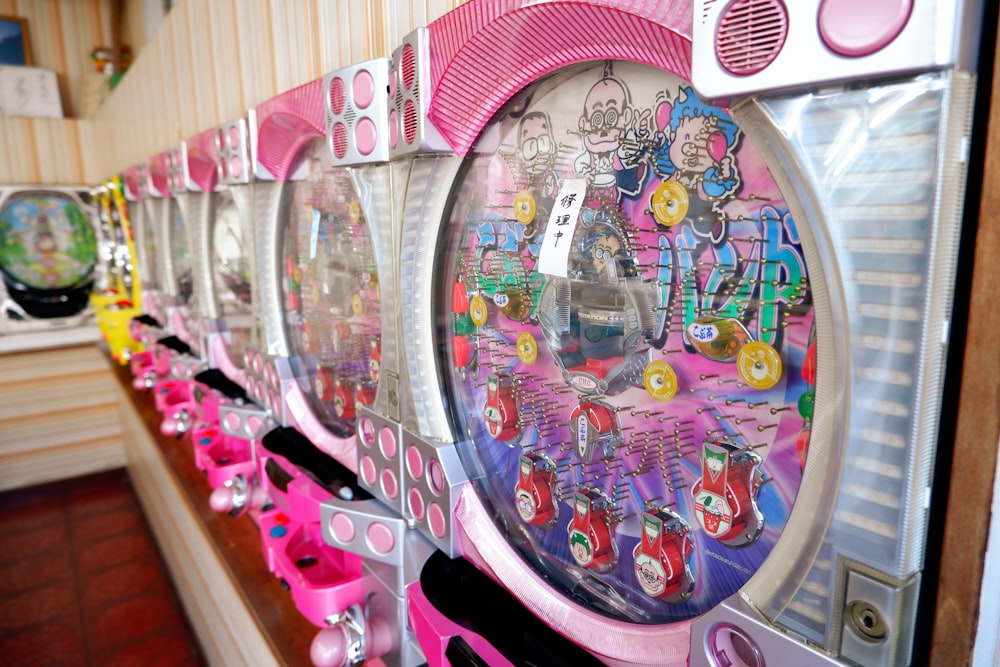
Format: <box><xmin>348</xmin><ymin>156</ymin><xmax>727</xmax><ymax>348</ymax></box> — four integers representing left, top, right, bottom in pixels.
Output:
<box><xmin>0</xmin><ymin>192</ymin><xmax>96</xmax><ymax>289</ymax></box>
<box><xmin>281</xmin><ymin>140</ymin><xmax>381</xmax><ymax>435</ymax></box>
<box><xmin>169</xmin><ymin>197</ymin><xmax>193</xmax><ymax>304</ymax></box>
<box><xmin>211</xmin><ymin>190</ymin><xmax>253</xmax><ymax>363</ymax></box>
<box><xmin>138</xmin><ymin>200</ymin><xmax>158</xmax><ymax>291</ymax></box>
<box><xmin>440</xmin><ymin>61</ymin><xmax>817</xmax><ymax>623</ymax></box>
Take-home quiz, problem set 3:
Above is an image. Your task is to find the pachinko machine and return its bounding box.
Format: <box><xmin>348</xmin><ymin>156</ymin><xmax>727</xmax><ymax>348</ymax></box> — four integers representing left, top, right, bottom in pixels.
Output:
<box><xmin>308</xmin><ymin>1</ymin><xmax>982</xmax><ymax>666</ymax></box>
<box><xmin>0</xmin><ymin>183</ymin><xmax>100</xmax><ymax>349</ymax></box>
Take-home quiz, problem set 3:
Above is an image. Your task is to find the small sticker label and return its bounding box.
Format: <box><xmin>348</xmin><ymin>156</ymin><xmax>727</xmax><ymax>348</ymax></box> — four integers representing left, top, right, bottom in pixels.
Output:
<box><xmin>538</xmin><ymin>178</ymin><xmax>587</xmax><ymax>277</ymax></box>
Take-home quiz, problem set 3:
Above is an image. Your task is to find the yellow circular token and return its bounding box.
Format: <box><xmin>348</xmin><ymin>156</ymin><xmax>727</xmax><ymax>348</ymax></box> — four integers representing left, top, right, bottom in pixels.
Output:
<box><xmin>513</xmin><ymin>190</ymin><xmax>536</xmax><ymax>225</ymax></box>
<box><xmin>349</xmin><ymin>201</ymin><xmax>362</xmax><ymax>223</ymax></box>
<box><xmin>650</xmin><ymin>180</ymin><xmax>689</xmax><ymax>227</ymax></box>
<box><xmin>516</xmin><ymin>331</ymin><xmax>538</xmax><ymax>364</ymax></box>
<box><xmin>643</xmin><ymin>360</ymin><xmax>678</xmax><ymax>401</ymax></box>
<box><xmin>352</xmin><ymin>293</ymin><xmax>364</xmax><ymax>316</ymax></box>
<box><xmin>737</xmin><ymin>341</ymin><xmax>783</xmax><ymax>390</ymax></box>
<box><xmin>469</xmin><ymin>295</ymin><xmax>489</xmax><ymax>326</ymax></box>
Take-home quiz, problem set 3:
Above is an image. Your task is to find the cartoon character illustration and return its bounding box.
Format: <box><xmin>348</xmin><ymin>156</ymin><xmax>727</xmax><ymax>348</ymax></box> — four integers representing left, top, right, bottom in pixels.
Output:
<box><xmin>573</xmin><ymin>63</ymin><xmax>653</xmax><ymax>206</ymax></box>
<box><xmin>651</xmin><ymin>87</ymin><xmax>742</xmax><ymax>244</ymax></box>
<box><xmin>484</xmin><ymin>373</ymin><xmax>520</xmax><ymax>442</ymax></box>
<box><xmin>514</xmin><ymin>111</ymin><xmax>559</xmax><ymax>208</ymax></box>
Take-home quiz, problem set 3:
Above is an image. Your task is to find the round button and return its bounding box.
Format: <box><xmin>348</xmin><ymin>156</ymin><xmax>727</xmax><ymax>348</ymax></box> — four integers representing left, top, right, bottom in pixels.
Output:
<box><xmin>359</xmin><ymin>416</ymin><xmax>375</xmax><ymax>447</ymax></box>
<box><xmin>408</xmin><ymin>487</ymin><xmax>426</xmax><ymax>521</ymax></box>
<box><xmin>360</xmin><ymin>456</ymin><xmax>377</xmax><ymax>485</ymax></box>
<box><xmin>247</xmin><ymin>415</ymin><xmax>262</xmax><ymax>435</ymax></box>
<box><xmin>426</xmin><ymin>457</ymin><xmax>446</xmax><ymax>496</ymax></box>
<box><xmin>379</xmin><ymin>426</ymin><xmax>397</xmax><ymax>460</ymax></box>
<box><xmin>224</xmin><ymin>412</ymin><xmax>241</xmax><ymax>432</ymax></box>
<box><xmin>229</xmin><ymin>125</ymin><xmax>240</xmax><ymax>149</ymax></box>
<box><xmin>230</xmin><ymin>155</ymin><xmax>243</xmax><ymax>179</ymax></box>
<box><xmin>355</xmin><ymin>117</ymin><xmax>378</xmax><ymax>156</ymax></box>
<box><xmin>330</xmin><ymin>513</ymin><xmax>356</xmax><ymax>543</ymax></box>
<box><xmin>428</xmin><ymin>502</ymin><xmax>446</xmax><ymax>539</ymax></box>
<box><xmin>389</xmin><ymin>110</ymin><xmax>399</xmax><ymax>149</ymax></box>
<box><xmin>406</xmin><ymin>445</ymin><xmax>423</xmax><ymax>480</ymax></box>
<box><xmin>381</xmin><ymin>468</ymin><xmax>399</xmax><ymax>500</ymax></box>
<box><xmin>353</xmin><ymin>69</ymin><xmax>375</xmax><ymax>109</ymax></box>
<box><xmin>269</xmin><ymin>525</ymin><xmax>287</xmax><ymax>539</ymax></box>
<box><xmin>274</xmin><ymin>513</ymin><xmax>290</xmax><ymax>525</ymax></box>
<box><xmin>819</xmin><ymin>0</ymin><xmax>913</xmax><ymax>58</ymax></box>
<box><xmin>366</xmin><ymin>521</ymin><xmax>395</xmax><ymax>555</ymax></box>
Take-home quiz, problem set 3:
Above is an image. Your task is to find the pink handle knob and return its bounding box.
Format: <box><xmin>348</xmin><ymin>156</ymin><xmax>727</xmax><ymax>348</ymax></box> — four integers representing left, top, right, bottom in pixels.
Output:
<box><xmin>209</xmin><ymin>487</ymin><xmax>234</xmax><ymax>513</ymax></box>
<box><xmin>311</xmin><ymin>626</ymin><xmax>348</xmax><ymax>667</ymax></box>
<box><xmin>161</xmin><ymin>418</ymin><xmax>179</xmax><ymax>437</ymax></box>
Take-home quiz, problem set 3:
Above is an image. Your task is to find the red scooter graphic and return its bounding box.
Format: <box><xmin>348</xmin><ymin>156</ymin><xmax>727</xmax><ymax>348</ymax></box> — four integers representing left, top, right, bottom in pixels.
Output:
<box><xmin>691</xmin><ymin>441</ymin><xmax>765</xmax><ymax>548</ymax></box>
<box><xmin>567</xmin><ymin>489</ymin><xmax>618</xmax><ymax>573</ymax></box>
<box><xmin>632</xmin><ymin>507</ymin><xmax>695</xmax><ymax>603</ymax></box>
<box><xmin>484</xmin><ymin>373</ymin><xmax>520</xmax><ymax>442</ymax></box>
<box><xmin>514</xmin><ymin>453</ymin><xmax>558</xmax><ymax>528</ymax></box>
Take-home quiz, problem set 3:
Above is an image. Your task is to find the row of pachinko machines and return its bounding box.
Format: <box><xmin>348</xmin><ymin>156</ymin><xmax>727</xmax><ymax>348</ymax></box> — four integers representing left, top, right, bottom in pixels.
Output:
<box><xmin>90</xmin><ymin>1</ymin><xmax>986</xmax><ymax>666</ymax></box>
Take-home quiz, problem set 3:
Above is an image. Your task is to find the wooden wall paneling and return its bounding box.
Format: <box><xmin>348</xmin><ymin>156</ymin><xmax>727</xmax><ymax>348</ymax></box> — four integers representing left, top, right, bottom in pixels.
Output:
<box><xmin>235</xmin><ymin>0</ymin><xmax>277</xmax><ymax>112</ymax></box>
<box><xmin>31</xmin><ymin>118</ymin><xmax>86</xmax><ymax>184</ymax></box>
<box><xmin>269</xmin><ymin>1</ymin><xmax>320</xmax><ymax>97</ymax></box>
<box><xmin>184</xmin><ymin>0</ymin><xmax>219</xmax><ymax>134</ymax></box>
<box><xmin>0</xmin><ymin>117</ymin><xmax>34</xmax><ymax>182</ymax></box>
<box><xmin>0</xmin><ymin>345</ymin><xmax>125</xmax><ymax>491</ymax></box>
<box><xmin>208</xmin><ymin>0</ymin><xmax>245</xmax><ymax>123</ymax></box>
<box><xmin>381</xmin><ymin>0</ymin><xmax>463</xmax><ymax>56</ymax></box>
<box><xmin>168</xmin><ymin>6</ymin><xmax>194</xmax><ymax>143</ymax></box>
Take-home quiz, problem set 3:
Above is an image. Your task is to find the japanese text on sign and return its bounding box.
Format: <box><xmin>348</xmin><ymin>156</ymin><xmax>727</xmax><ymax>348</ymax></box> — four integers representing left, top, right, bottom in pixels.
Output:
<box><xmin>538</xmin><ymin>178</ymin><xmax>587</xmax><ymax>277</ymax></box>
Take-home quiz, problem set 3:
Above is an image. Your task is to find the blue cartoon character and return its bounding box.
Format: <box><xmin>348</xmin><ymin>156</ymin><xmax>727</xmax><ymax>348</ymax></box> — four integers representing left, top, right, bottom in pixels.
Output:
<box><xmin>652</xmin><ymin>87</ymin><xmax>741</xmax><ymax>244</ymax></box>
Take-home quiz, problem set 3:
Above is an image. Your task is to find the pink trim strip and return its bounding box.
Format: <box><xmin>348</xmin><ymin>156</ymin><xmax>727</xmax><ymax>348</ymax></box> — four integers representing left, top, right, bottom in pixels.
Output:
<box><xmin>123</xmin><ymin>165</ymin><xmax>144</xmax><ymax>201</ymax></box>
<box><xmin>284</xmin><ymin>381</ymin><xmax>358</xmax><ymax>474</ymax></box>
<box><xmin>148</xmin><ymin>152</ymin><xmax>171</xmax><ymax>198</ymax></box>
<box><xmin>455</xmin><ymin>484</ymin><xmax>690</xmax><ymax>666</ymax></box>
<box><xmin>185</xmin><ymin>127</ymin><xmax>219</xmax><ymax>192</ymax></box>
<box><xmin>426</xmin><ymin>0</ymin><xmax>693</xmax><ymax>156</ymax></box>
<box><xmin>210</xmin><ymin>335</ymin><xmax>246</xmax><ymax>387</ymax></box>
<box><xmin>254</xmin><ymin>78</ymin><xmax>326</xmax><ymax>181</ymax></box>
<box><xmin>169</xmin><ymin>308</ymin><xmax>191</xmax><ymax>346</ymax></box>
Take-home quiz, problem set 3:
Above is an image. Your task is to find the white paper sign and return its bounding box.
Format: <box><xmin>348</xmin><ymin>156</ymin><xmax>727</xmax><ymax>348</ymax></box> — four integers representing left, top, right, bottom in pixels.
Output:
<box><xmin>538</xmin><ymin>178</ymin><xmax>587</xmax><ymax>278</ymax></box>
<box><xmin>308</xmin><ymin>206</ymin><xmax>321</xmax><ymax>259</ymax></box>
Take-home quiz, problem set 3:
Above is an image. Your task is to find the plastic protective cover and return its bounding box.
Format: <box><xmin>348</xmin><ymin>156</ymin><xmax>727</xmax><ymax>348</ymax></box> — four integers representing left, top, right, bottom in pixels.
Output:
<box><xmin>425</xmin><ymin>59</ymin><xmax>973</xmax><ymax>665</ymax></box>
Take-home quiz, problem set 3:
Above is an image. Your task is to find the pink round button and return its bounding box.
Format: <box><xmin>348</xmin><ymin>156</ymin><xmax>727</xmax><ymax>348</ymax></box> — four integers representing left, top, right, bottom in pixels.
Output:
<box><xmin>355</xmin><ymin>117</ymin><xmax>378</xmax><ymax>156</ymax></box>
<box><xmin>330</xmin><ymin>512</ymin><xmax>356</xmax><ymax>543</ymax></box>
<box><xmin>406</xmin><ymin>444</ymin><xmax>423</xmax><ymax>480</ymax></box>
<box><xmin>818</xmin><ymin>0</ymin><xmax>913</xmax><ymax>58</ymax></box>
<box><xmin>381</xmin><ymin>468</ymin><xmax>399</xmax><ymax>500</ymax></box>
<box><xmin>229</xmin><ymin>125</ymin><xmax>241</xmax><ymax>149</ymax></box>
<box><xmin>247</xmin><ymin>415</ymin><xmax>262</xmax><ymax>436</ymax></box>
<box><xmin>367</xmin><ymin>521</ymin><xmax>395</xmax><ymax>554</ymax></box>
<box><xmin>379</xmin><ymin>426</ymin><xmax>397</xmax><ymax>460</ymax></box>
<box><xmin>230</xmin><ymin>155</ymin><xmax>243</xmax><ymax>179</ymax></box>
<box><xmin>359</xmin><ymin>416</ymin><xmax>375</xmax><ymax>447</ymax></box>
<box><xmin>361</xmin><ymin>455</ymin><xmax>377</xmax><ymax>485</ymax></box>
<box><xmin>408</xmin><ymin>487</ymin><xmax>425</xmax><ymax>521</ymax></box>
<box><xmin>224</xmin><ymin>412</ymin><xmax>241</xmax><ymax>432</ymax></box>
<box><xmin>426</xmin><ymin>457</ymin><xmax>445</xmax><ymax>496</ymax></box>
<box><xmin>428</xmin><ymin>502</ymin><xmax>446</xmax><ymax>539</ymax></box>
<box><xmin>353</xmin><ymin>69</ymin><xmax>375</xmax><ymax>109</ymax></box>
<box><xmin>388</xmin><ymin>111</ymin><xmax>399</xmax><ymax>149</ymax></box>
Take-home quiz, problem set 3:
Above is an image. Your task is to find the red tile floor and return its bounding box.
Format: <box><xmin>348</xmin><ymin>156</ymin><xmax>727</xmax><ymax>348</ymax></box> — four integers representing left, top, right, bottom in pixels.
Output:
<box><xmin>0</xmin><ymin>469</ymin><xmax>207</xmax><ymax>666</ymax></box>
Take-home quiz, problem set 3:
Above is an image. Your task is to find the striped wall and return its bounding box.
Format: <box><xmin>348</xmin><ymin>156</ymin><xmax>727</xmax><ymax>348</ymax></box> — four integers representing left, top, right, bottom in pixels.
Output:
<box><xmin>0</xmin><ymin>0</ymin><xmax>116</xmax><ymax>118</ymax></box>
<box><xmin>92</xmin><ymin>0</ymin><xmax>464</xmax><ymax>176</ymax></box>
<box><xmin>0</xmin><ymin>344</ymin><xmax>126</xmax><ymax>491</ymax></box>
<box><xmin>0</xmin><ymin>0</ymin><xmax>462</xmax><ymax>184</ymax></box>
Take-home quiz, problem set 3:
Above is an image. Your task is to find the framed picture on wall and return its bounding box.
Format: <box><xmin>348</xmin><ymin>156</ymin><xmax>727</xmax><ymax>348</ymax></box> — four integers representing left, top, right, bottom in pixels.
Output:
<box><xmin>0</xmin><ymin>16</ymin><xmax>31</xmax><ymax>67</ymax></box>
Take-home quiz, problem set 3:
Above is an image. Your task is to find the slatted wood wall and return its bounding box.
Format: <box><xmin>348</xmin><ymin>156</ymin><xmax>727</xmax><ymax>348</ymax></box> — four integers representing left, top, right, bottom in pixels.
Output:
<box><xmin>0</xmin><ymin>344</ymin><xmax>126</xmax><ymax>491</ymax></box>
<box><xmin>1</xmin><ymin>0</ymin><xmax>461</xmax><ymax>184</ymax></box>
<box><xmin>92</xmin><ymin>0</ymin><xmax>463</xmax><ymax>176</ymax></box>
